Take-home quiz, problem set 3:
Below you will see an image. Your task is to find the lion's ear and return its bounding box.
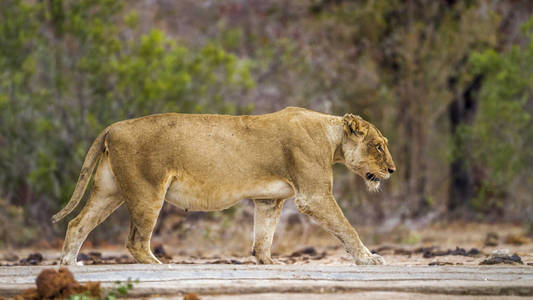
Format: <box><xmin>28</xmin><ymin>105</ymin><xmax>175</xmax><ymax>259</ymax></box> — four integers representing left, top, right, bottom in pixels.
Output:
<box><xmin>343</xmin><ymin>114</ymin><xmax>367</xmax><ymax>138</ymax></box>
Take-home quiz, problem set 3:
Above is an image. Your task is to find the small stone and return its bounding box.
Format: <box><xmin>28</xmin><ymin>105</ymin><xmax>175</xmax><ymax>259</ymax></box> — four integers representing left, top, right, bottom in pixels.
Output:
<box><xmin>290</xmin><ymin>246</ymin><xmax>317</xmax><ymax>257</ymax></box>
<box><xmin>19</xmin><ymin>253</ymin><xmax>44</xmax><ymax>265</ymax></box>
<box><xmin>492</xmin><ymin>249</ymin><xmax>510</xmax><ymax>256</ymax></box>
<box><xmin>77</xmin><ymin>253</ymin><xmax>90</xmax><ymax>261</ymax></box>
<box><xmin>429</xmin><ymin>261</ymin><xmax>453</xmax><ymax>266</ymax></box>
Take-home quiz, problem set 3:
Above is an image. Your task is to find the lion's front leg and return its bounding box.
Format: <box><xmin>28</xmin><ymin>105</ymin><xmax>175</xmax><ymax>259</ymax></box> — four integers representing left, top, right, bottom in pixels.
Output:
<box><xmin>294</xmin><ymin>194</ymin><xmax>384</xmax><ymax>265</ymax></box>
<box><xmin>252</xmin><ymin>199</ymin><xmax>285</xmax><ymax>264</ymax></box>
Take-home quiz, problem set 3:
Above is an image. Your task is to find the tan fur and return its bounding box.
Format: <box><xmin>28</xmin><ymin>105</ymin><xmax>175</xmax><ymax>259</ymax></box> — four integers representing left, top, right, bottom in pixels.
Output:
<box><xmin>54</xmin><ymin>107</ymin><xmax>396</xmax><ymax>265</ymax></box>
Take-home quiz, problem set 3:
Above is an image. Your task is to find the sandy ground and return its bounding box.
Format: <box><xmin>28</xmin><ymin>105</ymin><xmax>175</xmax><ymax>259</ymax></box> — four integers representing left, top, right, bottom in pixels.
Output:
<box><xmin>2</xmin><ymin>222</ymin><xmax>533</xmax><ymax>299</ymax></box>
<box><xmin>3</xmin><ymin>245</ymin><xmax>532</xmax><ymax>267</ymax></box>
<box><xmin>2</xmin><ymin>222</ymin><xmax>533</xmax><ymax>267</ymax></box>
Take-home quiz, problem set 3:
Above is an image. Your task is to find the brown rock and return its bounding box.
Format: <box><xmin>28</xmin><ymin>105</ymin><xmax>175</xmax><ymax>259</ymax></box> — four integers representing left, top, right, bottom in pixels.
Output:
<box><xmin>184</xmin><ymin>292</ymin><xmax>201</xmax><ymax>300</ymax></box>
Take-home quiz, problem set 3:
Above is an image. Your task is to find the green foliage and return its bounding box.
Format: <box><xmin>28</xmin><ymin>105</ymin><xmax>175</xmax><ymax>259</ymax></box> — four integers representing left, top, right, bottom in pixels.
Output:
<box><xmin>67</xmin><ymin>278</ymin><xmax>138</xmax><ymax>300</ymax></box>
<box><xmin>401</xmin><ymin>231</ymin><xmax>422</xmax><ymax>245</ymax></box>
<box><xmin>1</xmin><ymin>0</ymin><xmax>533</xmax><ymax>244</ymax></box>
<box><xmin>105</xmin><ymin>278</ymin><xmax>138</xmax><ymax>299</ymax></box>
<box><xmin>0</xmin><ymin>0</ymin><xmax>254</xmax><ymax>241</ymax></box>
<box><xmin>466</xmin><ymin>17</ymin><xmax>533</xmax><ymax>207</ymax></box>
<box><xmin>0</xmin><ymin>198</ymin><xmax>39</xmax><ymax>246</ymax></box>
<box><xmin>67</xmin><ymin>295</ymin><xmax>92</xmax><ymax>300</ymax></box>
<box><xmin>286</xmin><ymin>0</ymin><xmax>499</xmax><ymax>216</ymax></box>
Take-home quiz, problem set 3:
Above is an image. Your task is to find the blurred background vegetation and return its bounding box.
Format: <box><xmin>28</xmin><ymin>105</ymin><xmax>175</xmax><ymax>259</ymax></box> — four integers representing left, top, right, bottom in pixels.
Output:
<box><xmin>1</xmin><ymin>0</ymin><xmax>533</xmax><ymax>248</ymax></box>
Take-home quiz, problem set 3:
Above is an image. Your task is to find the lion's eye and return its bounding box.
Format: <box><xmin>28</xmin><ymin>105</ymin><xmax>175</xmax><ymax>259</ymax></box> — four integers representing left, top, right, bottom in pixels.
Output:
<box><xmin>377</xmin><ymin>144</ymin><xmax>383</xmax><ymax>152</ymax></box>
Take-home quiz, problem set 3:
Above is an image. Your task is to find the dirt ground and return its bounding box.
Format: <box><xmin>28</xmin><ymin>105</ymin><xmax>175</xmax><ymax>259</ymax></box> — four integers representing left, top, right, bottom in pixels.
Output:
<box><xmin>2</xmin><ymin>222</ymin><xmax>532</xmax><ymax>267</ymax></box>
<box><xmin>1</xmin><ymin>222</ymin><xmax>533</xmax><ymax>299</ymax></box>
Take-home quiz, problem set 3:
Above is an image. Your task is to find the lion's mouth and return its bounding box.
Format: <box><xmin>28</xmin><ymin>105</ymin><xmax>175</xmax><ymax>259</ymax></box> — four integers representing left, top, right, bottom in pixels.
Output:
<box><xmin>366</xmin><ymin>172</ymin><xmax>381</xmax><ymax>182</ymax></box>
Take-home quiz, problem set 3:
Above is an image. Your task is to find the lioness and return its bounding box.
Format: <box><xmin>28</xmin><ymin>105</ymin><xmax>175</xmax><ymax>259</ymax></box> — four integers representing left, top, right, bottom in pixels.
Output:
<box><xmin>53</xmin><ymin>107</ymin><xmax>396</xmax><ymax>265</ymax></box>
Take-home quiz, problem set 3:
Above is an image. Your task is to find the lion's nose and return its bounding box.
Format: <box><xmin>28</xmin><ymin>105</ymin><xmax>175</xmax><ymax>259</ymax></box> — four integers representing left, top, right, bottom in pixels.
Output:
<box><xmin>387</xmin><ymin>167</ymin><xmax>395</xmax><ymax>174</ymax></box>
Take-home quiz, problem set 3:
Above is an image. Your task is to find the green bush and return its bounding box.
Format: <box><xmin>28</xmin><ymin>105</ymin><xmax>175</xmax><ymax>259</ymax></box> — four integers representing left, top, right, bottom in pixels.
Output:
<box><xmin>0</xmin><ymin>0</ymin><xmax>254</xmax><ymax>242</ymax></box>
<box><xmin>466</xmin><ymin>17</ymin><xmax>533</xmax><ymax>212</ymax></box>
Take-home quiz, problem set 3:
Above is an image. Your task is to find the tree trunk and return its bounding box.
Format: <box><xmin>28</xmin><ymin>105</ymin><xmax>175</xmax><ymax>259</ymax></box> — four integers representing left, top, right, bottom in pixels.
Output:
<box><xmin>447</xmin><ymin>75</ymin><xmax>482</xmax><ymax>214</ymax></box>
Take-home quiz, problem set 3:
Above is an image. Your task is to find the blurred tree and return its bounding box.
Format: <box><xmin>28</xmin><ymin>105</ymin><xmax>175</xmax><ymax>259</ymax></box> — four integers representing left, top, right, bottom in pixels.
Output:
<box><xmin>0</xmin><ymin>0</ymin><xmax>254</xmax><ymax>244</ymax></box>
<box><xmin>303</xmin><ymin>0</ymin><xmax>499</xmax><ymax>218</ymax></box>
<box><xmin>204</xmin><ymin>0</ymin><xmax>530</xmax><ymax>222</ymax></box>
<box><xmin>460</xmin><ymin>17</ymin><xmax>533</xmax><ymax>217</ymax></box>
<box><xmin>1</xmin><ymin>0</ymin><xmax>533</xmax><ymax>247</ymax></box>
<box><xmin>448</xmin><ymin>74</ymin><xmax>482</xmax><ymax>215</ymax></box>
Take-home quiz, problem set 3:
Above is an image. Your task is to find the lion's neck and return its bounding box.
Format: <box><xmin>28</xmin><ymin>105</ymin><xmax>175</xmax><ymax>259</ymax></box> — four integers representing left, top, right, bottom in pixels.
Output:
<box><xmin>325</xmin><ymin>117</ymin><xmax>346</xmax><ymax>164</ymax></box>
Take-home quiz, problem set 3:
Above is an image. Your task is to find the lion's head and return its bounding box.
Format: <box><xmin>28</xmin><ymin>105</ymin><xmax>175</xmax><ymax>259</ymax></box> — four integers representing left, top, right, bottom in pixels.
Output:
<box><xmin>340</xmin><ymin>113</ymin><xmax>396</xmax><ymax>191</ymax></box>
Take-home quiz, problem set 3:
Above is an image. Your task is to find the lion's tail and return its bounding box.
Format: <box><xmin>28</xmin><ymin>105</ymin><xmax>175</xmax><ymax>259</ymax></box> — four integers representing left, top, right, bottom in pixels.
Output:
<box><xmin>51</xmin><ymin>128</ymin><xmax>109</xmax><ymax>223</ymax></box>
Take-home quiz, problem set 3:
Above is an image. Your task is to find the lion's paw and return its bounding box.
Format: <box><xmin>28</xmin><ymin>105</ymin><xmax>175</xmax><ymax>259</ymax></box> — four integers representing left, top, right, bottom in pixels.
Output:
<box><xmin>60</xmin><ymin>259</ymin><xmax>84</xmax><ymax>266</ymax></box>
<box><xmin>255</xmin><ymin>256</ymin><xmax>275</xmax><ymax>265</ymax></box>
<box><xmin>355</xmin><ymin>248</ymin><xmax>385</xmax><ymax>265</ymax></box>
<box><xmin>355</xmin><ymin>253</ymin><xmax>385</xmax><ymax>265</ymax></box>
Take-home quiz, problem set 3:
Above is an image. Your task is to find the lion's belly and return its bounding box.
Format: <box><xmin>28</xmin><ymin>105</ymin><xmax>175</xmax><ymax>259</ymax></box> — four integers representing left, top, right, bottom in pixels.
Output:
<box><xmin>164</xmin><ymin>177</ymin><xmax>294</xmax><ymax>211</ymax></box>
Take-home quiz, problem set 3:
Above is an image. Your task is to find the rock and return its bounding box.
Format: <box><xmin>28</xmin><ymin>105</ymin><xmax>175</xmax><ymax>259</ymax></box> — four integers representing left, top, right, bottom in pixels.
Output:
<box><xmin>372</xmin><ymin>246</ymin><xmax>414</xmax><ymax>256</ymax></box>
<box><xmin>115</xmin><ymin>255</ymin><xmax>136</xmax><ymax>264</ymax></box>
<box><xmin>19</xmin><ymin>253</ymin><xmax>43</xmax><ymax>265</ymax></box>
<box><xmin>290</xmin><ymin>246</ymin><xmax>317</xmax><ymax>257</ymax></box>
<box><xmin>429</xmin><ymin>261</ymin><xmax>453</xmax><ymax>266</ymax></box>
<box><xmin>77</xmin><ymin>253</ymin><xmax>90</xmax><ymax>261</ymax></box>
<box><xmin>492</xmin><ymin>249</ymin><xmax>510</xmax><ymax>256</ymax></box>
<box><xmin>421</xmin><ymin>247</ymin><xmax>481</xmax><ymax>258</ymax></box>
<box><xmin>480</xmin><ymin>254</ymin><xmax>524</xmax><ymax>265</ymax></box>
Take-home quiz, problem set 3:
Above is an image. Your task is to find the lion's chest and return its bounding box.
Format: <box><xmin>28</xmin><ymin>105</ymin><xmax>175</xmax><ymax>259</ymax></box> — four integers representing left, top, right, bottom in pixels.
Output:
<box><xmin>164</xmin><ymin>176</ymin><xmax>294</xmax><ymax>211</ymax></box>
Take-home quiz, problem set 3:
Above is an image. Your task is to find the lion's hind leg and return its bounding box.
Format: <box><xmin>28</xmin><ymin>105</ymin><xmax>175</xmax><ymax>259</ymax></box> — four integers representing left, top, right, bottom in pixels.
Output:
<box><xmin>126</xmin><ymin>219</ymin><xmax>162</xmax><ymax>264</ymax></box>
<box><xmin>252</xmin><ymin>199</ymin><xmax>285</xmax><ymax>264</ymax></box>
<box><xmin>61</xmin><ymin>158</ymin><xmax>123</xmax><ymax>265</ymax></box>
<box><xmin>124</xmin><ymin>183</ymin><xmax>165</xmax><ymax>264</ymax></box>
